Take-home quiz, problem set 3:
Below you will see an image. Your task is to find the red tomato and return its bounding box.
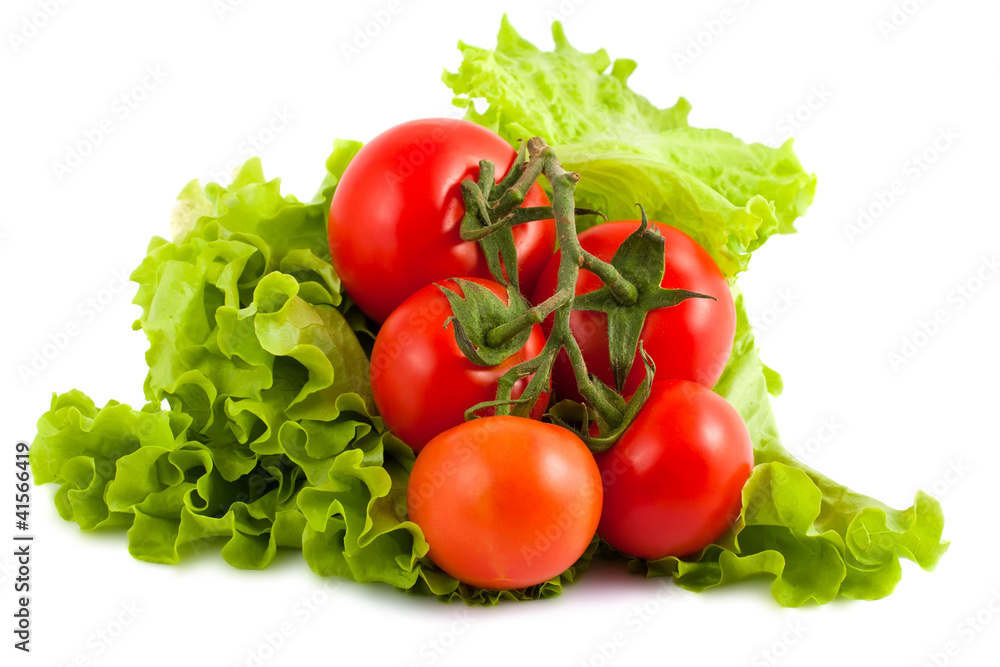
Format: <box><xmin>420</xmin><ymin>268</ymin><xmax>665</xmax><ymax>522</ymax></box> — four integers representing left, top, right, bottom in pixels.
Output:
<box><xmin>407</xmin><ymin>416</ymin><xmax>602</xmax><ymax>590</ymax></box>
<box><xmin>329</xmin><ymin>118</ymin><xmax>556</xmax><ymax>323</ymax></box>
<box><xmin>531</xmin><ymin>221</ymin><xmax>735</xmax><ymax>399</ymax></box>
<box><xmin>594</xmin><ymin>380</ymin><xmax>753</xmax><ymax>559</ymax></box>
<box><xmin>370</xmin><ymin>278</ymin><xmax>549</xmax><ymax>453</ymax></box>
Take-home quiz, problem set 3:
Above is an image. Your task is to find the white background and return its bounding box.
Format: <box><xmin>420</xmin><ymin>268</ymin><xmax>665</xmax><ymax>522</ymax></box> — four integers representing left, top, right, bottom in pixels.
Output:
<box><xmin>2</xmin><ymin>1</ymin><xmax>998</xmax><ymax>665</ymax></box>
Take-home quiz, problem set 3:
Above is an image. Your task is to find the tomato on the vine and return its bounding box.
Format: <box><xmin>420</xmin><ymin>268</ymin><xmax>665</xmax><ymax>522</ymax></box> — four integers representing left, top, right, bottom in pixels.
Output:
<box><xmin>594</xmin><ymin>380</ymin><xmax>753</xmax><ymax>559</ymax></box>
<box><xmin>370</xmin><ymin>278</ymin><xmax>549</xmax><ymax>453</ymax></box>
<box><xmin>407</xmin><ymin>416</ymin><xmax>602</xmax><ymax>590</ymax></box>
<box><xmin>329</xmin><ymin>118</ymin><xmax>556</xmax><ymax>323</ymax></box>
<box><xmin>532</xmin><ymin>220</ymin><xmax>735</xmax><ymax>399</ymax></box>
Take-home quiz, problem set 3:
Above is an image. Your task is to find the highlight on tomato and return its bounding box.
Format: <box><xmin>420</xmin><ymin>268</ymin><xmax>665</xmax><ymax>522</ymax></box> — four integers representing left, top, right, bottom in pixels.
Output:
<box><xmin>407</xmin><ymin>416</ymin><xmax>602</xmax><ymax>590</ymax></box>
<box><xmin>328</xmin><ymin>118</ymin><xmax>556</xmax><ymax>323</ymax></box>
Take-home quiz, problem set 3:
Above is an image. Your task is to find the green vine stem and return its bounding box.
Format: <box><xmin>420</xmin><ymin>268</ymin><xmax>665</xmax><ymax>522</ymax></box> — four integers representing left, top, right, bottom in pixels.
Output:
<box><xmin>447</xmin><ymin>135</ymin><xmax>710</xmax><ymax>447</ymax></box>
<box><xmin>453</xmin><ymin>136</ymin><xmax>645</xmax><ymax>437</ymax></box>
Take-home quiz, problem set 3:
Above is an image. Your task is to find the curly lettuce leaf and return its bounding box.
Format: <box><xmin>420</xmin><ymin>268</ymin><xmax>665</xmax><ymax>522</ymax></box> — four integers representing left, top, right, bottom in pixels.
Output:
<box><xmin>30</xmin><ymin>21</ymin><xmax>943</xmax><ymax>606</ymax></box>
<box><xmin>29</xmin><ymin>152</ymin><xmax>421</xmax><ymax>580</ymax></box>
<box><xmin>30</xmin><ymin>387</ymin><xmax>594</xmax><ymax>600</ymax></box>
<box><xmin>444</xmin><ymin>18</ymin><xmax>816</xmax><ymax>276</ymax></box>
<box><xmin>29</xmin><ymin>150</ymin><xmax>588</xmax><ymax>604</ymax></box>
<box><xmin>449</xmin><ymin>18</ymin><xmax>944</xmax><ymax>605</ymax></box>
<box><xmin>627</xmin><ymin>287</ymin><xmax>949</xmax><ymax>605</ymax></box>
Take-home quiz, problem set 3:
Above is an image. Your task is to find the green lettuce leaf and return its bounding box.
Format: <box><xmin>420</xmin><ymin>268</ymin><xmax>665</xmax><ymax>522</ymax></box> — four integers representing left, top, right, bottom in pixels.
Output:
<box><xmin>627</xmin><ymin>286</ymin><xmax>949</xmax><ymax>605</ymax></box>
<box><xmin>29</xmin><ymin>150</ymin><xmax>590</xmax><ymax>604</ymax></box>
<box><xmin>30</xmin><ymin>151</ymin><xmax>420</xmax><ymax>577</ymax></box>
<box><xmin>444</xmin><ymin>18</ymin><xmax>816</xmax><ymax>276</ymax></box>
<box><xmin>448</xmin><ymin>19</ymin><xmax>945</xmax><ymax>605</ymax></box>
<box><xmin>29</xmin><ymin>20</ymin><xmax>944</xmax><ymax>607</ymax></box>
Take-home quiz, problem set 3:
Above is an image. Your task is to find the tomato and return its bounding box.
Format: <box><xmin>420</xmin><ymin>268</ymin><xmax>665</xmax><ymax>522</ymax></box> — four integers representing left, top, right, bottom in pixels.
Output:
<box><xmin>370</xmin><ymin>278</ymin><xmax>549</xmax><ymax>453</ymax></box>
<box><xmin>329</xmin><ymin>118</ymin><xmax>556</xmax><ymax>323</ymax></box>
<box><xmin>531</xmin><ymin>220</ymin><xmax>735</xmax><ymax>400</ymax></box>
<box><xmin>407</xmin><ymin>416</ymin><xmax>602</xmax><ymax>589</ymax></box>
<box><xmin>594</xmin><ymin>380</ymin><xmax>753</xmax><ymax>559</ymax></box>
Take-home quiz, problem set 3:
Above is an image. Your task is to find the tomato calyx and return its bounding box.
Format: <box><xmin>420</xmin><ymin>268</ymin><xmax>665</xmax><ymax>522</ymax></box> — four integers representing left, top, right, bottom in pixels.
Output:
<box><xmin>445</xmin><ymin>138</ymin><xmax>636</xmax><ymax>436</ymax></box>
<box><xmin>445</xmin><ymin>137</ymin><xmax>706</xmax><ymax>448</ymax></box>
<box><xmin>457</xmin><ymin>142</ymin><xmax>546</xmax><ymax>292</ymax></box>
<box><xmin>547</xmin><ymin>345</ymin><xmax>658</xmax><ymax>452</ymax></box>
<box><xmin>438</xmin><ymin>279</ymin><xmax>533</xmax><ymax>366</ymax></box>
<box><xmin>458</xmin><ymin>141</ymin><xmax>604</xmax><ymax>291</ymax></box>
<box><xmin>573</xmin><ymin>207</ymin><xmax>716</xmax><ymax>392</ymax></box>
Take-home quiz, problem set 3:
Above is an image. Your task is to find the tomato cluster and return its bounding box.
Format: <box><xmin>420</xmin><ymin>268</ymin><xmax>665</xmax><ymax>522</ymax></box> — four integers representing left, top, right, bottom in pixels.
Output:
<box><xmin>329</xmin><ymin>119</ymin><xmax>753</xmax><ymax>591</ymax></box>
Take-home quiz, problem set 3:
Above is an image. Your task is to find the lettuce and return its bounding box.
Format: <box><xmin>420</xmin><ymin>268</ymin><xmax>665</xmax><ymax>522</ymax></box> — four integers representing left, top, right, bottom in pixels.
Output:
<box><xmin>446</xmin><ymin>19</ymin><xmax>947</xmax><ymax>605</ymax></box>
<box><xmin>28</xmin><ymin>151</ymin><xmax>591</xmax><ymax>602</ymax></box>
<box><xmin>29</xmin><ymin>19</ymin><xmax>945</xmax><ymax>607</ymax></box>
<box><xmin>629</xmin><ymin>287</ymin><xmax>949</xmax><ymax>605</ymax></box>
<box><xmin>444</xmin><ymin>17</ymin><xmax>816</xmax><ymax>277</ymax></box>
<box><xmin>30</xmin><ymin>152</ymin><xmax>424</xmax><ymax>578</ymax></box>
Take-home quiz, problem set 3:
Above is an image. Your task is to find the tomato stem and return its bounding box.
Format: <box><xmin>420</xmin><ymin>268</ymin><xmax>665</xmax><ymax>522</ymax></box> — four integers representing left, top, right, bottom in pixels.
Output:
<box><xmin>580</xmin><ymin>251</ymin><xmax>638</xmax><ymax>306</ymax></box>
<box><xmin>451</xmin><ymin>136</ymin><xmax>659</xmax><ymax>439</ymax></box>
<box><xmin>484</xmin><ymin>287</ymin><xmax>572</xmax><ymax>348</ymax></box>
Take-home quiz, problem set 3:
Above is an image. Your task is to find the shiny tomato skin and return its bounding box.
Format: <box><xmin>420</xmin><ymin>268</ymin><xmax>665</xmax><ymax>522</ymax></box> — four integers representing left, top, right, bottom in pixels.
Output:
<box><xmin>407</xmin><ymin>416</ymin><xmax>602</xmax><ymax>590</ymax></box>
<box><xmin>595</xmin><ymin>380</ymin><xmax>753</xmax><ymax>560</ymax></box>
<box><xmin>329</xmin><ymin>118</ymin><xmax>556</xmax><ymax>323</ymax></box>
<box><xmin>531</xmin><ymin>221</ymin><xmax>735</xmax><ymax>400</ymax></box>
<box><xmin>370</xmin><ymin>278</ymin><xmax>549</xmax><ymax>453</ymax></box>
